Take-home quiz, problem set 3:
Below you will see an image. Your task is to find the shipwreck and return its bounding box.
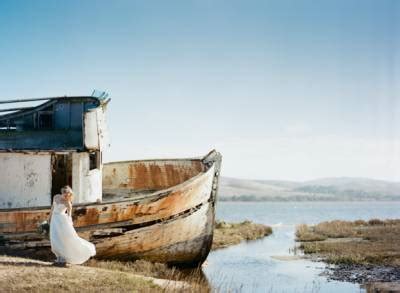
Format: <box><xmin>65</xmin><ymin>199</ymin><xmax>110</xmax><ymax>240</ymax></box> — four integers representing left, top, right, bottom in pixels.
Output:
<box><xmin>0</xmin><ymin>93</ymin><xmax>221</xmax><ymax>267</ymax></box>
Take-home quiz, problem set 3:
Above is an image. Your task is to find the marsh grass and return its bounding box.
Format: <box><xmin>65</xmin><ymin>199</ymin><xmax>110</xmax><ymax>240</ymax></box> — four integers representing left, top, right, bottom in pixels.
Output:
<box><xmin>296</xmin><ymin>219</ymin><xmax>400</xmax><ymax>266</ymax></box>
<box><xmin>212</xmin><ymin>220</ymin><xmax>273</xmax><ymax>250</ymax></box>
<box><xmin>295</xmin><ymin>224</ymin><xmax>327</xmax><ymax>242</ymax></box>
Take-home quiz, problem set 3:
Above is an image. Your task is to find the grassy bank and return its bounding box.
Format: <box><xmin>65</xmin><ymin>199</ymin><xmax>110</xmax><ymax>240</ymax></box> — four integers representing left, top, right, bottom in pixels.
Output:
<box><xmin>212</xmin><ymin>220</ymin><xmax>273</xmax><ymax>250</ymax></box>
<box><xmin>0</xmin><ymin>220</ymin><xmax>271</xmax><ymax>292</ymax></box>
<box><xmin>296</xmin><ymin>219</ymin><xmax>400</xmax><ymax>266</ymax></box>
<box><xmin>0</xmin><ymin>256</ymin><xmax>163</xmax><ymax>292</ymax></box>
<box><xmin>86</xmin><ymin>259</ymin><xmax>208</xmax><ymax>291</ymax></box>
<box><xmin>86</xmin><ymin>220</ymin><xmax>272</xmax><ymax>288</ymax></box>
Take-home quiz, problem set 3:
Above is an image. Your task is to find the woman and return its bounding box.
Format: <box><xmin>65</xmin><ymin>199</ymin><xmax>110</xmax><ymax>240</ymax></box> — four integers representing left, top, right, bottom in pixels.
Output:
<box><xmin>49</xmin><ymin>186</ymin><xmax>96</xmax><ymax>265</ymax></box>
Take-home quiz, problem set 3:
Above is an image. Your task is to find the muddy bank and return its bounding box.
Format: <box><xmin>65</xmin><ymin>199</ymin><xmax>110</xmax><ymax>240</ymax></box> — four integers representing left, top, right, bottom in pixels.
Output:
<box><xmin>296</xmin><ymin>219</ymin><xmax>400</xmax><ymax>286</ymax></box>
<box><xmin>322</xmin><ymin>263</ymin><xmax>400</xmax><ymax>283</ymax></box>
<box><xmin>321</xmin><ymin>263</ymin><xmax>400</xmax><ymax>292</ymax></box>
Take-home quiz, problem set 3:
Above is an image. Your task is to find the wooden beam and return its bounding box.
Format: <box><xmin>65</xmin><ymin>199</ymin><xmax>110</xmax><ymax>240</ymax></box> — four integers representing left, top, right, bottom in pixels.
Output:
<box><xmin>0</xmin><ymin>107</ymin><xmax>33</xmax><ymax>113</ymax></box>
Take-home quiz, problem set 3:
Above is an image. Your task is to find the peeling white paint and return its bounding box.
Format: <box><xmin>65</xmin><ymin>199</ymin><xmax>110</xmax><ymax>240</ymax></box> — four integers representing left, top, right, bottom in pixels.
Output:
<box><xmin>0</xmin><ymin>153</ymin><xmax>51</xmax><ymax>208</ymax></box>
<box><xmin>72</xmin><ymin>152</ymin><xmax>102</xmax><ymax>204</ymax></box>
<box><xmin>0</xmin><ymin>99</ymin><xmax>109</xmax><ymax>209</ymax></box>
<box><xmin>84</xmin><ymin>106</ymin><xmax>109</xmax><ymax>151</ymax></box>
<box><xmin>84</xmin><ymin>110</ymin><xmax>99</xmax><ymax>149</ymax></box>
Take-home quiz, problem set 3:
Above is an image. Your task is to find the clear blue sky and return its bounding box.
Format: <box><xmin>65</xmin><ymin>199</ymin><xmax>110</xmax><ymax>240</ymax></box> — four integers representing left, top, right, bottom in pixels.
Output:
<box><xmin>0</xmin><ymin>0</ymin><xmax>399</xmax><ymax>181</ymax></box>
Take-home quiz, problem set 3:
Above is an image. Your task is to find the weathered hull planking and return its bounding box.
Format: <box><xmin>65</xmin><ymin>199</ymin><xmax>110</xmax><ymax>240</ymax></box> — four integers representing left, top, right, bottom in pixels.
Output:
<box><xmin>0</xmin><ymin>151</ymin><xmax>221</xmax><ymax>267</ymax></box>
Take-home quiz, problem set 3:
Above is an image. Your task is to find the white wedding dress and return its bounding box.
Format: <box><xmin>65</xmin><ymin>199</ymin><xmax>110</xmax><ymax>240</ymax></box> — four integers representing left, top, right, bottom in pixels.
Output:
<box><xmin>50</xmin><ymin>199</ymin><xmax>96</xmax><ymax>264</ymax></box>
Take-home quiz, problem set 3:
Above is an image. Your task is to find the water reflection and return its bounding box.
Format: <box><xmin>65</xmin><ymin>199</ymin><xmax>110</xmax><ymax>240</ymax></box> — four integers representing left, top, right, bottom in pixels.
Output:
<box><xmin>204</xmin><ymin>201</ymin><xmax>400</xmax><ymax>292</ymax></box>
<box><xmin>205</xmin><ymin>226</ymin><xmax>359</xmax><ymax>292</ymax></box>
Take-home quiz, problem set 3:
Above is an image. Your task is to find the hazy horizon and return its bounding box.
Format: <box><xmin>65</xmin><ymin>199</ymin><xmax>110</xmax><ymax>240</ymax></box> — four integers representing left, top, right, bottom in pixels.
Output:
<box><xmin>0</xmin><ymin>1</ymin><xmax>399</xmax><ymax>181</ymax></box>
<box><xmin>221</xmin><ymin>175</ymin><xmax>400</xmax><ymax>184</ymax></box>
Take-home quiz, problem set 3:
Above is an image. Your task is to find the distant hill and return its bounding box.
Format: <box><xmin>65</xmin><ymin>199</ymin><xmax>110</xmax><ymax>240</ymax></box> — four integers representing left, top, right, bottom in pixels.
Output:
<box><xmin>218</xmin><ymin>177</ymin><xmax>400</xmax><ymax>201</ymax></box>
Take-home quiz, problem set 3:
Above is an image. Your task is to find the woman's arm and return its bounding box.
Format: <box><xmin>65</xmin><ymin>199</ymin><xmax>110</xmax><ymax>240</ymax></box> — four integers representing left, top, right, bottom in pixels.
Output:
<box><xmin>48</xmin><ymin>195</ymin><xmax>57</xmax><ymax>223</ymax></box>
<box><xmin>48</xmin><ymin>203</ymin><xmax>54</xmax><ymax>223</ymax></box>
<box><xmin>67</xmin><ymin>200</ymin><xmax>73</xmax><ymax>217</ymax></box>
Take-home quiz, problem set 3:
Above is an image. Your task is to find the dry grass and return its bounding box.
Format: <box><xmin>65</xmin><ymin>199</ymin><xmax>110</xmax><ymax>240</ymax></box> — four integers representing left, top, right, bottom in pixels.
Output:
<box><xmin>87</xmin><ymin>258</ymin><xmax>175</xmax><ymax>280</ymax></box>
<box><xmin>86</xmin><ymin>259</ymin><xmax>210</xmax><ymax>291</ymax></box>
<box><xmin>362</xmin><ymin>282</ymin><xmax>400</xmax><ymax>292</ymax></box>
<box><xmin>0</xmin><ymin>220</ymin><xmax>271</xmax><ymax>292</ymax></box>
<box><xmin>0</xmin><ymin>255</ymin><xmax>161</xmax><ymax>292</ymax></box>
<box><xmin>212</xmin><ymin>220</ymin><xmax>273</xmax><ymax>250</ymax></box>
<box><xmin>296</xmin><ymin>219</ymin><xmax>400</xmax><ymax>266</ymax></box>
<box><xmin>86</xmin><ymin>220</ymin><xmax>272</xmax><ymax>291</ymax></box>
<box><xmin>295</xmin><ymin>224</ymin><xmax>327</xmax><ymax>242</ymax></box>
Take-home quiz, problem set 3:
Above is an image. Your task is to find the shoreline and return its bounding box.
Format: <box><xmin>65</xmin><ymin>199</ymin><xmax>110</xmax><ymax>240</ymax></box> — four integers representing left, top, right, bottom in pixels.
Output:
<box><xmin>322</xmin><ymin>263</ymin><xmax>400</xmax><ymax>284</ymax></box>
<box><xmin>0</xmin><ymin>220</ymin><xmax>272</xmax><ymax>292</ymax></box>
<box><xmin>212</xmin><ymin>220</ymin><xmax>273</xmax><ymax>250</ymax></box>
<box><xmin>296</xmin><ymin>219</ymin><xmax>400</xmax><ymax>286</ymax></box>
<box><xmin>219</xmin><ymin>199</ymin><xmax>400</xmax><ymax>202</ymax></box>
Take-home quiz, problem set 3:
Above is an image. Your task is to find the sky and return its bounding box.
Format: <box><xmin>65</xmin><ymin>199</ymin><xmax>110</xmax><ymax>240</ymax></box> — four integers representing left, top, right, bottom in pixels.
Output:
<box><xmin>0</xmin><ymin>0</ymin><xmax>399</xmax><ymax>181</ymax></box>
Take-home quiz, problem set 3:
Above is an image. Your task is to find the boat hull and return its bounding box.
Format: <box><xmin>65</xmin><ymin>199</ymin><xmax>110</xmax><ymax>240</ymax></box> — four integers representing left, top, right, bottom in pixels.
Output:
<box><xmin>93</xmin><ymin>201</ymin><xmax>215</xmax><ymax>266</ymax></box>
<box><xmin>0</xmin><ymin>151</ymin><xmax>221</xmax><ymax>267</ymax></box>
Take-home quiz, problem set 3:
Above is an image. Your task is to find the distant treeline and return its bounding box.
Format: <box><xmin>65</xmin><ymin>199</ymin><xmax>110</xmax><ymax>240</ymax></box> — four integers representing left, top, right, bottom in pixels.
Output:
<box><xmin>293</xmin><ymin>186</ymin><xmax>397</xmax><ymax>198</ymax></box>
<box><xmin>218</xmin><ymin>194</ymin><xmax>400</xmax><ymax>202</ymax></box>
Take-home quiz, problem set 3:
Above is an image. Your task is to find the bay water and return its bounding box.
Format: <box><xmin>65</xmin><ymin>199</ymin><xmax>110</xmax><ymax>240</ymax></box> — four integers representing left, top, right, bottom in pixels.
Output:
<box><xmin>204</xmin><ymin>201</ymin><xmax>400</xmax><ymax>292</ymax></box>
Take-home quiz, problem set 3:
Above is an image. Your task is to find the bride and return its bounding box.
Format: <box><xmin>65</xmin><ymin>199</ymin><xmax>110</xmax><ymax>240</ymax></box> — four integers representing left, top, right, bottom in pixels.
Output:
<box><xmin>49</xmin><ymin>186</ymin><xmax>96</xmax><ymax>265</ymax></box>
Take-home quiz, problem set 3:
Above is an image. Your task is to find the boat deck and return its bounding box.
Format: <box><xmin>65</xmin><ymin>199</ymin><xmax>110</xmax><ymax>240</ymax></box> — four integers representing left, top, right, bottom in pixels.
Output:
<box><xmin>102</xmin><ymin>189</ymin><xmax>157</xmax><ymax>202</ymax></box>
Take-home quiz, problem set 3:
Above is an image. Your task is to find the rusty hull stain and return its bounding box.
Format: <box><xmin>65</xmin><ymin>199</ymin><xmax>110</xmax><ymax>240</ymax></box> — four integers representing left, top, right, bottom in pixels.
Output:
<box><xmin>1</xmin><ymin>194</ymin><xmax>215</xmax><ymax>266</ymax></box>
<box><xmin>94</xmin><ymin>202</ymin><xmax>213</xmax><ymax>263</ymax></box>
<box><xmin>0</xmin><ymin>151</ymin><xmax>222</xmax><ymax>267</ymax></box>
<box><xmin>103</xmin><ymin>160</ymin><xmax>204</xmax><ymax>191</ymax></box>
<box><xmin>0</xmin><ymin>165</ymin><xmax>214</xmax><ymax>234</ymax></box>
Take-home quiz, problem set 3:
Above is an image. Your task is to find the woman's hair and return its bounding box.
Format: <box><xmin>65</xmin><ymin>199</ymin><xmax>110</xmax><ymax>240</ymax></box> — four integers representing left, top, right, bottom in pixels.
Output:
<box><xmin>61</xmin><ymin>185</ymin><xmax>74</xmax><ymax>201</ymax></box>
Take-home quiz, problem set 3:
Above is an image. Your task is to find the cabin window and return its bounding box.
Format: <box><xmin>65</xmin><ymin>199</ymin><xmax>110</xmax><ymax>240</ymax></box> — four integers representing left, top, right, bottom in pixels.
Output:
<box><xmin>38</xmin><ymin>112</ymin><xmax>53</xmax><ymax>129</ymax></box>
<box><xmin>89</xmin><ymin>151</ymin><xmax>101</xmax><ymax>170</ymax></box>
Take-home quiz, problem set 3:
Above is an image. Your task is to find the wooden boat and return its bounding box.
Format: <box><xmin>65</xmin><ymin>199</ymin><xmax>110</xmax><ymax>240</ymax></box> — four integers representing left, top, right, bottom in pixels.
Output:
<box><xmin>0</xmin><ymin>93</ymin><xmax>221</xmax><ymax>267</ymax></box>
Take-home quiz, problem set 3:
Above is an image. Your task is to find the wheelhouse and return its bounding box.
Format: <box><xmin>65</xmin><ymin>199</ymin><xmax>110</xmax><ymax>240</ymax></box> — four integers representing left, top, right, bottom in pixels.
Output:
<box><xmin>0</xmin><ymin>93</ymin><xmax>110</xmax><ymax>209</ymax></box>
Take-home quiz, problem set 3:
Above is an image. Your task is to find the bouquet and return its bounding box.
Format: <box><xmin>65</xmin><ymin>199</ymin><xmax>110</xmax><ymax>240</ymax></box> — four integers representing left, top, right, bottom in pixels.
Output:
<box><xmin>37</xmin><ymin>220</ymin><xmax>50</xmax><ymax>236</ymax></box>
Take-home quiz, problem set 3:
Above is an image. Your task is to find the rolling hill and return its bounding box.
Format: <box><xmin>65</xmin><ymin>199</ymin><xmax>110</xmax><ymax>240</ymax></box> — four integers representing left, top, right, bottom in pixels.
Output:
<box><xmin>218</xmin><ymin>177</ymin><xmax>400</xmax><ymax>201</ymax></box>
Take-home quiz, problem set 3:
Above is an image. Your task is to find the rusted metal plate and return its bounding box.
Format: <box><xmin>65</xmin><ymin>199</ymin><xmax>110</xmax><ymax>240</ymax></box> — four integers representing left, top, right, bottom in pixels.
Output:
<box><xmin>0</xmin><ymin>201</ymin><xmax>215</xmax><ymax>266</ymax></box>
<box><xmin>103</xmin><ymin>160</ymin><xmax>204</xmax><ymax>191</ymax></box>
<box><xmin>0</xmin><ymin>165</ymin><xmax>214</xmax><ymax>234</ymax></box>
<box><xmin>0</xmin><ymin>151</ymin><xmax>222</xmax><ymax>267</ymax></box>
<box><xmin>94</xmin><ymin>201</ymin><xmax>214</xmax><ymax>264</ymax></box>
